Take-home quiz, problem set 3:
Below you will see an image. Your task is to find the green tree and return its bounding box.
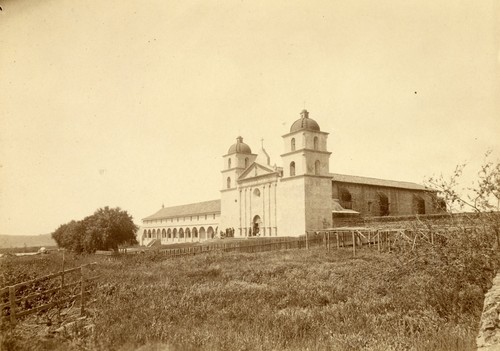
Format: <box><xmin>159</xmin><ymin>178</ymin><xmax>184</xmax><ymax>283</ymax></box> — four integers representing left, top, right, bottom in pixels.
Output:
<box><xmin>84</xmin><ymin>207</ymin><xmax>138</xmax><ymax>252</ymax></box>
<box><xmin>52</xmin><ymin>220</ymin><xmax>85</xmax><ymax>252</ymax></box>
<box><xmin>51</xmin><ymin>207</ymin><xmax>138</xmax><ymax>253</ymax></box>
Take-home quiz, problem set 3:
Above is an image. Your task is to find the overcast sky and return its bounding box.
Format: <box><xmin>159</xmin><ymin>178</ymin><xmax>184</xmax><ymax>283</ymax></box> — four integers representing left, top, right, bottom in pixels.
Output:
<box><xmin>1</xmin><ymin>0</ymin><xmax>499</xmax><ymax>235</ymax></box>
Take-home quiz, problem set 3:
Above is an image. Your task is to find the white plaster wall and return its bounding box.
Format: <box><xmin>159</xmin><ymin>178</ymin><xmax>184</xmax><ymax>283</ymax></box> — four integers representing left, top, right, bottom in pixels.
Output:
<box><xmin>277</xmin><ymin>177</ymin><xmax>306</xmax><ymax>236</ymax></box>
<box><xmin>220</xmin><ymin>188</ymin><xmax>240</xmax><ymax>232</ymax></box>
<box><xmin>304</xmin><ymin>176</ymin><xmax>333</xmax><ymax>230</ymax></box>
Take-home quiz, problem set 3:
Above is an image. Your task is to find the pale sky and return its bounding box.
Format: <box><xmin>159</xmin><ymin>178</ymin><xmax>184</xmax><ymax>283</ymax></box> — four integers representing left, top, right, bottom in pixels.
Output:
<box><xmin>1</xmin><ymin>0</ymin><xmax>499</xmax><ymax>235</ymax></box>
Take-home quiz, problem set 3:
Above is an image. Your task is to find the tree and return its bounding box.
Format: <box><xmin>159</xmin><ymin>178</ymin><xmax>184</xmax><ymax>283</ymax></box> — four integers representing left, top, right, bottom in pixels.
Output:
<box><xmin>52</xmin><ymin>220</ymin><xmax>85</xmax><ymax>252</ymax></box>
<box><xmin>51</xmin><ymin>207</ymin><xmax>138</xmax><ymax>253</ymax></box>
<box><xmin>425</xmin><ymin>150</ymin><xmax>500</xmax><ymax>213</ymax></box>
<box><xmin>425</xmin><ymin>151</ymin><xmax>500</xmax><ymax>246</ymax></box>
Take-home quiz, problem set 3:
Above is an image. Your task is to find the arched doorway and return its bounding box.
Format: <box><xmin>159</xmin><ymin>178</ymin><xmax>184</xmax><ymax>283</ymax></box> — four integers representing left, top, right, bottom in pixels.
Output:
<box><xmin>252</xmin><ymin>215</ymin><xmax>262</xmax><ymax>236</ymax></box>
<box><xmin>167</xmin><ymin>228</ymin><xmax>172</xmax><ymax>239</ymax></box>
<box><xmin>192</xmin><ymin>227</ymin><xmax>198</xmax><ymax>239</ymax></box>
<box><xmin>199</xmin><ymin>227</ymin><xmax>206</xmax><ymax>240</ymax></box>
<box><xmin>186</xmin><ymin>228</ymin><xmax>191</xmax><ymax>239</ymax></box>
<box><xmin>179</xmin><ymin>228</ymin><xmax>184</xmax><ymax>239</ymax></box>
<box><xmin>173</xmin><ymin>228</ymin><xmax>177</xmax><ymax>238</ymax></box>
<box><xmin>162</xmin><ymin>229</ymin><xmax>166</xmax><ymax>238</ymax></box>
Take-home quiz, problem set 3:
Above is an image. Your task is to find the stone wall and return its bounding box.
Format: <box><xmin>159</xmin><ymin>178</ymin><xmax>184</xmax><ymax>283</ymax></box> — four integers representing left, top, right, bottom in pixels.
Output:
<box><xmin>477</xmin><ymin>273</ymin><xmax>500</xmax><ymax>350</ymax></box>
<box><xmin>331</xmin><ymin>182</ymin><xmax>440</xmax><ymax>217</ymax></box>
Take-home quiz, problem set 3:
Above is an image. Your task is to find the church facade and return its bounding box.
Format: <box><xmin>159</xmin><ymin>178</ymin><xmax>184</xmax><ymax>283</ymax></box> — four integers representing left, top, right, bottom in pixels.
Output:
<box><xmin>140</xmin><ymin>110</ymin><xmax>439</xmax><ymax>245</ymax></box>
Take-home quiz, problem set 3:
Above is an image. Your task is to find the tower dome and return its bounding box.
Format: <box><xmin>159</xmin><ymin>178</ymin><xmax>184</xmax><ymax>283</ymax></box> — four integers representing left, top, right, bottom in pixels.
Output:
<box><xmin>228</xmin><ymin>136</ymin><xmax>252</xmax><ymax>154</ymax></box>
<box><xmin>290</xmin><ymin>109</ymin><xmax>320</xmax><ymax>133</ymax></box>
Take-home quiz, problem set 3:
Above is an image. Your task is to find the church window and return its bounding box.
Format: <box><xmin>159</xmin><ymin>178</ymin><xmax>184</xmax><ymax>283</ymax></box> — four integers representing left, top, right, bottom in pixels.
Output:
<box><xmin>413</xmin><ymin>195</ymin><xmax>426</xmax><ymax>214</ymax></box>
<box><xmin>290</xmin><ymin>162</ymin><xmax>296</xmax><ymax>176</ymax></box>
<box><xmin>213</xmin><ymin>214</ymin><xmax>216</xmax><ymax>219</ymax></box>
<box><xmin>205</xmin><ymin>215</ymin><xmax>207</xmax><ymax>220</ymax></box>
<box><xmin>227</xmin><ymin>177</ymin><xmax>231</xmax><ymax>189</ymax></box>
<box><xmin>314</xmin><ymin>160</ymin><xmax>320</xmax><ymax>175</ymax></box>
<box><xmin>291</xmin><ymin>138</ymin><xmax>296</xmax><ymax>151</ymax></box>
<box><xmin>314</xmin><ymin>136</ymin><xmax>319</xmax><ymax>150</ymax></box>
<box><xmin>253</xmin><ymin>188</ymin><xmax>261</xmax><ymax>197</ymax></box>
<box><xmin>339</xmin><ymin>188</ymin><xmax>352</xmax><ymax>209</ymax></box>
<box><xmin>378</xmin><ymin>192</ymin><xmax>390</xmax><ymax>216</ymax></box>
<box><xmin>245</xmin><ymin>157</ymin><xmax>249</xmax><ymax>168</ymax></box>
<box><xmin>228</xmin><ymin>158</ymin><xmax>231</xmax><ymax>169</ymax></box>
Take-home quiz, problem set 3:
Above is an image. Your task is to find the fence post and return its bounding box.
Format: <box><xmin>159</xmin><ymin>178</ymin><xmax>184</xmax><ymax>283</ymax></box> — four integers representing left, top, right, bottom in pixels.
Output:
<box><xmin>9</xmin><ymin>286</ymin><xmax>16</xmax><ymax>326</ymax></box>
<box><xmin>61</xmin><ymin>249</ymin><xmax>65</xmax><ymax>290</ymax></box>
<box><xmin>80</xmin><ymin>267</ymin><xmax>85</xmax><ymax>316</ymax></box>
<box><xmin>377</xmin><ymin>231</ymin><xmax>381</xmax><ymax>253</ymax></box>
<box><xmin>327</xmin><ymin>232</ymin><xmax>330</xmax><ymax>252</ymax></box>
<box><xmin>306</xmin><ymin>232</ymin><xmax>309</xmax><ymax>250</ymax></box>
<box><xmin>352</xmin><ymin>231</ymin><xmax>356</xmax><ymax>257</ymax></box>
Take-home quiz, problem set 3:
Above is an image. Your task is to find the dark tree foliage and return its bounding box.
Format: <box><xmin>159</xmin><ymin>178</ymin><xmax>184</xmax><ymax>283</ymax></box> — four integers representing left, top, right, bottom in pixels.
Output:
<box><xmin>52</xmin><ymin>207</ymin><xmax>138</xmax><ymax>253</ymax></box>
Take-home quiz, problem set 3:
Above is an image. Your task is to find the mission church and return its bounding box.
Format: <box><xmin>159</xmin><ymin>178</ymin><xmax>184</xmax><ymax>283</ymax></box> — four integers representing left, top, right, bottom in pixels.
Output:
<box><xmin>139</xmin><ymin>110</ymin><xmax>439</xmax><ymax>245</ymax></box>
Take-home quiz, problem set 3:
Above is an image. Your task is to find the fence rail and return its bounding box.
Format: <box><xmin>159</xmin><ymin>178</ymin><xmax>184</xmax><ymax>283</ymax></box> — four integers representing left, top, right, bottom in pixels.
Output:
<box><xmin>122</xmin><ymin>225</ymin><xmax>482</xmax><ymax>260</ymax></box>
<box><xmin>0</xmin><ymin>263</ymin><xmax>99</xmax><ymax>326</ymax></box>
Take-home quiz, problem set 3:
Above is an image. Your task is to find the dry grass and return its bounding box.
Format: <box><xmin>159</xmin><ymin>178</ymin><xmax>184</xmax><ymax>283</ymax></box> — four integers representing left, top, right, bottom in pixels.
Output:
<box><xmin>1</xmin><ymin>232</ymin><xmax>496</xmax><ymax>351</ymax></box>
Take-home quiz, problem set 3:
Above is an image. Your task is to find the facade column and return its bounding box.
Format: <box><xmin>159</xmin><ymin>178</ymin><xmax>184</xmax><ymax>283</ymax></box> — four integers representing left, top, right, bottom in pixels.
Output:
<box><xmin>239</xmin><ymin>189</ymin><xmax>242</xmax><ymax>236</ymax></box>
<box><xmin>249</xmin><ymin>187</ymin><xmax>252</xmax><ymax>236</ymax></box>
<box><xmin>262</xmin><ymin>185</ymin><xmax>266</xmax><ymax>236</ymax></box>
<box><xmin>269</xmin><ymin>184</ymin><xmax>272</xmax><ymax>235</ymax></box>
<box><xmin>244</xmin><ymin>188</ymin><xmax>247</xmax><ymax>236</ymax></box>
<box><xmin>274</xmin><ymin>182</ymin><xmax>277</xmax><ymax>236</ymax></box>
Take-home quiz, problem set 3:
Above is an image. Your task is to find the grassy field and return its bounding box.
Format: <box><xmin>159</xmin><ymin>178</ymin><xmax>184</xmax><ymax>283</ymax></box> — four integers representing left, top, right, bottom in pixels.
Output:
<box><xmin>1</xmin><ymin>228</ymin><xmax>498</xmax><ymax>351</ymax></box>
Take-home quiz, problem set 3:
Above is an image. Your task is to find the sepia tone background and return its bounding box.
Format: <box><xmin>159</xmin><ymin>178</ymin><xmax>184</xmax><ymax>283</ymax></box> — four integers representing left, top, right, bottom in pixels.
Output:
<box><xmin>0</xmin><ymin>0</ymin><xmax>499</xmax><ymax>235</ymax></box>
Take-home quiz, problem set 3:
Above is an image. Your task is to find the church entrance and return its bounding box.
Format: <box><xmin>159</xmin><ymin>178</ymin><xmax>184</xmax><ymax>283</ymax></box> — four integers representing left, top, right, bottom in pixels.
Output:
<box><xmin>252</xmin><ymin>215</ymin><xmax>262</xmax><ymax>237</ymax></box>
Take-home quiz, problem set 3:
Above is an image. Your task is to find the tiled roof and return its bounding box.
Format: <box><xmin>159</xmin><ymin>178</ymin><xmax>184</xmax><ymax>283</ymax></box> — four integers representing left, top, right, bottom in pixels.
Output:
<box><xmin>330</xmin><ymin>173</ymin><xmax>428</xmax><ymax>191</ymax></box>
<box><xmin>143</xmin><ymin>199</ymin><xmax>221</xmax><ymax>221</ymax></box>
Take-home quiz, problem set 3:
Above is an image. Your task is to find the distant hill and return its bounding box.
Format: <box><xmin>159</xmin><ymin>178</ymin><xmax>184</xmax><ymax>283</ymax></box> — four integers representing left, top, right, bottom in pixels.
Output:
<box><xmin>0</xmin><ymin>233</ymin><xmax>56</xmax><ymax>248</ymax></box>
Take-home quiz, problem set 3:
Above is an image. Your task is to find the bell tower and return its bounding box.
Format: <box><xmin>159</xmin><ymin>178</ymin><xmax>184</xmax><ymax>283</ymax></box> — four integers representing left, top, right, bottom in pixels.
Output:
<box><xmin>220</xmin><ymin>136</ymin><xmax>257</xmax><ymax>234</ymax></box>
<box><xmin>221</xmin><ymin>136</ymin><xmax>256</xmax><ymax>190</ymax></box>
<box><xmin>278</xmin><ymin>110</ymin><xmax>332</xmax><ymax>236</ymax></box>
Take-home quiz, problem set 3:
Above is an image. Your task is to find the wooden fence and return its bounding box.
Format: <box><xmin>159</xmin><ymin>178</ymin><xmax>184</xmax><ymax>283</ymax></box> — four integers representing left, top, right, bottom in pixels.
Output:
<box><xmin>0</xmin><ymin>262</ymin><xmax>99</xmax><ymax>327</ymax></box>
<box><xmin>109</xmin><ymin>225</ymin><xmax>478</xmax><ymax>260</ymax></box>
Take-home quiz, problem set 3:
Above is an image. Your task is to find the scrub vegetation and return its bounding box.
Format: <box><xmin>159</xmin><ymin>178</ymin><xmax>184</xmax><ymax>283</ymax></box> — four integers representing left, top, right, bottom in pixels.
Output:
<box><xmin>1</xmin><ymin>224</ymin><xmax>499</xmax><ymax>351</ymax></box>
<box><xmin>2</xmin><ymin>156</ymin><xmax>499</xmax><ymax>350</ymax></box>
